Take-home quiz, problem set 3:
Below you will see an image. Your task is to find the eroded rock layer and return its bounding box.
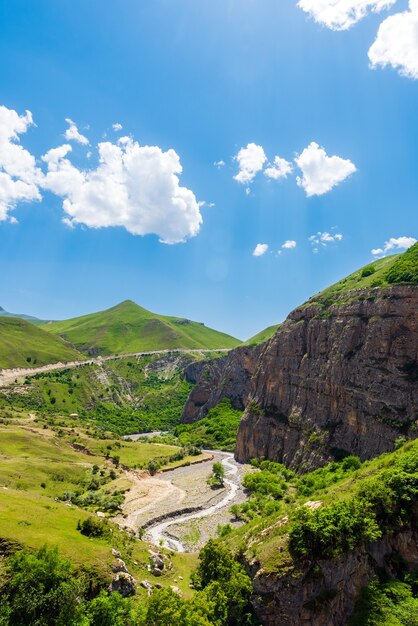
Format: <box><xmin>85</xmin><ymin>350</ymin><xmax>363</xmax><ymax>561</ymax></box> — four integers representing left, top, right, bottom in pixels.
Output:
<box><xmin>183</xmin><ymin>285</ymin><xmax>418</xmax><ymax>470</ymax></box>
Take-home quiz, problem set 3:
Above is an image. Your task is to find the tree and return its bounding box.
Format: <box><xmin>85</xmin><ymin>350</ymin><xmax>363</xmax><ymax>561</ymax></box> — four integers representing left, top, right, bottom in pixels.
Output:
<box><xmin>1</xmin><ymin>545</ymin><xmax>86</xmax><ymax>626</ymax></box>
<box><xmin>208</xmin><ymin>462</ymin><xmax>225</xmax><ymax>487</ymax></box>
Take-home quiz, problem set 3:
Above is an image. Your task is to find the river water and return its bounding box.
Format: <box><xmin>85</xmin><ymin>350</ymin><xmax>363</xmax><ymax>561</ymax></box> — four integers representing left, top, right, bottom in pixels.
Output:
<box><xmin>145</xmin><ymin>452</ymin><xmax>241</xmax><ymax>552</ymax></box>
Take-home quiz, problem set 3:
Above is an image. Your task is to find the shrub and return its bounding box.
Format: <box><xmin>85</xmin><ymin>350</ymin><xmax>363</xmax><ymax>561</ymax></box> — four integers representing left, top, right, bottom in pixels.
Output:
<box><xmin>361</xmin><ymin>265</ymin><xmax>376</xmax><ymax>277</ymax></box>
<box><xmin>79</xmin><ymin>516</ymin><xmax>109</xmax><ymax>538</ymax></box>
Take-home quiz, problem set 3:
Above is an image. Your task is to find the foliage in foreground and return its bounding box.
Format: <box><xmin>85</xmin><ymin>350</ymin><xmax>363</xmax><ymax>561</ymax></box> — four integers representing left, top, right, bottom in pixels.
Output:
<box><xmin>0</xmin><ymin>542</ymin><xmax>257</xmax><ymax>626</ymax></box>
<box><xmin>350</xmin><ymin>575</ymin><xmax>418</xmax><ymax>626</ymax></box>
<box><xmin>289</xmin><ymin>443</ymin><xmax>418</xmax><ymax>560</ymax></box>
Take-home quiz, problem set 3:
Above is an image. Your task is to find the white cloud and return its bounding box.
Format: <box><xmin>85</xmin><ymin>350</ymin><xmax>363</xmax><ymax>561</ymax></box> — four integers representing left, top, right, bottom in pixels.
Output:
<box><xmin>282</xmin><ymin>239</ymin><xmax>297</xmax><ymax>249</ymax></box>
<box><xmin>0</xmin><ymin>106</ymin><xmax>42</xmax><ymax>221</ymax></box>
<box><xmin>368</xmin><ymin>1</ymin><xmax>418</xmax><ymax>79</ymax></box>
<box><xmin>295</xmin><ymin>142</ymin><xmax>357</xmax><ymax>196</ymax></box>
<box><xmin>234</xmin><ymin>143</ymin><xmax>267</xmax><ymax>185</ymax></box>
<box><xmin>309</xmin><ymin>231</ymin><xmax>344</xmax><ymax>249</ymax></box>
<box><xmin>214</xmin><ymin>160</ymin><xmax>225</xmax><ymax>168</ymax></box>
<box><xmin>64</xmin><ymin>118</ymin><xmax>89</xmax><ymax>145</ymax></box>
<box><xmin>42</xmin><ymin>137</ymin><xmax>202</xmax><ymax>244</ymax></box>
<box><xmin>264</xmin><ymin>156</ymin><xmax>293</xmax><ymax>180</ymax></box>
<box><xmin>371</xmin><ymin>236</ymin><xmax>417</xmax><ymax>256</ymax></box>
<box><xmin>297</xmin><ymin>0</ymin><xmax>397</xmax><ymax>31</ymax></box>
<box><xmin>112</xmin><ymin>122</ymin><xmax>123</xmax><ymax>132</ymax></box>
<box><xmin>253</xmin><ymin>243</ymin><xmax>269</xmax><ymax>256</ymax></box>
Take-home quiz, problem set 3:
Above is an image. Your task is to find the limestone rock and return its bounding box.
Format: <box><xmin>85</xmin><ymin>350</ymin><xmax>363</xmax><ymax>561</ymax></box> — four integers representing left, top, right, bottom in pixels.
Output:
<box><xmin>109</xmin><ymin>572</ymin><xmax>137</xmax><ymax>597</ymax></box>
<box><xmin>183</xmin><ymin>285</ymin><xmax>418</xmax><ymax>470</ymax></box>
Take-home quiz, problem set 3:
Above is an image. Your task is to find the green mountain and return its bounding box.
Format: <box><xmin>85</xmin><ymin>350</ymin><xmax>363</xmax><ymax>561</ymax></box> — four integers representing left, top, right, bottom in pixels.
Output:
<box><xmin>0</xmin><ymin>306</ymin><xmax>44</xmax><ymax>325</ymax></box>
<box><xmin>41</xmin><ymin>300</ymin><xmax>241</xmax><ymax>355</ymax></box>
<box><xmin>0</xmin><ymin>317</ymin><xmax>82</xmax><ymax>368</ymax></box>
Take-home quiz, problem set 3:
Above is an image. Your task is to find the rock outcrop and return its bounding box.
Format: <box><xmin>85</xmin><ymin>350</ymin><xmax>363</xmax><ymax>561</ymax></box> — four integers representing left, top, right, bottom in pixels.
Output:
<box><xmin>250</xmin><ymin>521</ymin><xmax>418</xmax><ymax>626</ymax></box>
<box><xmin>183</xmin><ymin>285</ymin><xmax>418</xmax><ymax>470</ymax></box>
<box><xmin>182</xmin><ymin>345</ymin><xmax>262</xmax><ymax>423</ymax></box>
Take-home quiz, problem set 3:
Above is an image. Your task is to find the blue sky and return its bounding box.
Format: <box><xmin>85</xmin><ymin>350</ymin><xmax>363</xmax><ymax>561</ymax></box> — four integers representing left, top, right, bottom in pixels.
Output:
<box><xmin>0</xmin><ymin>0</ymin><xmax>417</xmax><ymax>339</ymax></box>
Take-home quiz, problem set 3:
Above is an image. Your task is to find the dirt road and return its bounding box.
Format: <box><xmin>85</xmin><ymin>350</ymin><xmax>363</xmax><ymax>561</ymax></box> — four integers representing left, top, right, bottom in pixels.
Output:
<box><xmin>0</xmin><ymin>348</ymin><xmax>230</xmax><ymax>386</ymax></box>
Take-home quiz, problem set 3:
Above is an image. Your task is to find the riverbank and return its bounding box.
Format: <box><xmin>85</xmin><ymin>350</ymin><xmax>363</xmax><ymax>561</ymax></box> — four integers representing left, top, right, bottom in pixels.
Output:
<box><xmin>113</xmin><ymin>450</ymin><xmax>250</xmax><ymax>552</ymax></box>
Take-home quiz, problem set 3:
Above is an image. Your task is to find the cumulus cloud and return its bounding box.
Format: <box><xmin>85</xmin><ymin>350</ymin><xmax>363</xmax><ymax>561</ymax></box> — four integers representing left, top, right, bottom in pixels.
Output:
<box><xmin>371</xmin><ymin>235</ymin><xmax>417</xmax><ymax>256</ymax></box>
<box><xmin>309</xmin><ymin>231</ymin><xmax>343</xmax><ymax>252</ymax></box>
<box><xmin>295</xmin><ymin>142</ymin><xmax>357</xmax><ymax>196</ymax></box>
<box><xmin>368</xmin><ymin>1</ymin><xmax>418</xmax><ymax>78</ymax></box>
<box><xmin>253</xmin><ymin>243</ymin><xmax>269</xmax><ymax>256</ymax></box>
<box><xmin>0</xmin><ymin>105</ymin><xmax>42</xmax><ymax>221</ymax></box>
<box><xmin>297</xmin><ymin>0</ymin><xmax>397</xmax><ymax>31</ymax></box>
<box><xmin>214</xmin><ymin>160</ymin><xmax>225</xmax><ymax>168</ymax></box>
<box><xmin>42</xmin><ymin>136</ymin><xmax>202</xmax><ymax>244</ymax></box>
<box><xmin>264</xmin><ymin>156</ymin><xmax>293</xmax><ymax>180</ymax></box>
<box><xmin>112</xmin><ymin>122</ymin><xmax>123</xmax><ymax>132</ymax></box>
<box><xmin>282</xmin><ymin>239</ymin><xmax>297</xmax><ymax>249</ymax></box>
<box><xmin>64</xmin><ymin>118</ymin><xmax>89</xmax><ymax>145</ymax></box>
<box><xmin>234</xmin><ymin>143</ymin><xmax>267</xmax><ymax>185</ymax></box>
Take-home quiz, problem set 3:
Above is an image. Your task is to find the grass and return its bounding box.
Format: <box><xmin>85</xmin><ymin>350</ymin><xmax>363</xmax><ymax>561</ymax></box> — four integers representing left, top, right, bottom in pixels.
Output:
<box><xmin>244</xmin><ymin>323</ymin><xmax>280</xmax><ymax>346</ymax></box>
<box><xmin>41</xmin><ymin>299</ymin><xmax>241</xmax><ymax>355</ymax></box>
<box><xmin>0</xmin><ymin>317</ymin><xmax>82</xmax><ymax>368</ymax></box>
<box><xmin>0</xmin><ymin>414</ymin><xmax>199</xmax><ymax>593</ymax></box>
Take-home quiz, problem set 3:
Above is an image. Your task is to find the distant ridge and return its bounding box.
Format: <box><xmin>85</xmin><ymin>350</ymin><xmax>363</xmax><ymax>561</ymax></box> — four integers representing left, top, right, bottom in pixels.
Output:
<box><xmin>0</xmin><ymin>306</ymin><xmax>45</xmax><ymax>325</ymax></box>
<box><xmin>41</xmin><ymin>300</ymin><xmax>241</xmax><ymax>355</ymax></box>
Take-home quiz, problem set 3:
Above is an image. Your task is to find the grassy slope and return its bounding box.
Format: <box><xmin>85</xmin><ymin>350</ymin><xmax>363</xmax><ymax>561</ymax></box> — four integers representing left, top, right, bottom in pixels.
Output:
<box><xmin>0</xmin><ymin>414</ymin><xmax>198</xmax><ymax>593</ymax></box>
<box><xmin>41</xmin><ymin>300</ymin><xmax>241</xmax><ymax>355</ymax></box>
<box><xmin>244</xmin><ymin>244</ymin><xmax>418</xmax><ymax>343</ymax></box>
<box><xmin>0</xmin><ymin>317</ymin><xmax>83</xmax><ymax>368</ymax></box>
<box><xmin>244</xmin><ymin>324</ymin><xmax>281</xmax><ymax>346</ymax></box>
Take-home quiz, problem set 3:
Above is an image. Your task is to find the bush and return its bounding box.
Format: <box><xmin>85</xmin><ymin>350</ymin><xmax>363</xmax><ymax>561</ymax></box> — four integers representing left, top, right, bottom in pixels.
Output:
<box><xmin>79</xmin><ymin>516</ymin><xmax>109</xmax><ymax>538</ymax></box>
<box><xmin>289</xmin><ymin>499</ymin><xmax>381</xmax><ymax>559</ymax></box>
<box><xmin>361</xmin><ymin>265</ymin><xmax>376</xmax><ymax>277</ymax></box>
<box><xmin>385</xmin><ymin>242</ymin><xmax>418</xmax><ymax>284</ymax></box>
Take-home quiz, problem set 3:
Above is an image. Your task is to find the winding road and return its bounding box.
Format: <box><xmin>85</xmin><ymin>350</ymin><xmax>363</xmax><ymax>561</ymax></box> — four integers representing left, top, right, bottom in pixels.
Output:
<box><xmin>145</xmin><ymin>452</ymin><xmax>241</xmax><ymax>552</ymax></box>
<box><xmin>0</xmin><ymin>348</ymin><xmax>230</xmax><ymax>387</ymax></box>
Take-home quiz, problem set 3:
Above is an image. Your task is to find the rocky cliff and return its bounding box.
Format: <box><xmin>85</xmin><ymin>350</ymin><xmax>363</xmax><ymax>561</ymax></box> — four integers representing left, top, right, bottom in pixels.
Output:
<box><xmin>183</xmin><ymin>284</ymin><xmax>418</xmax><ymax>470</ymax></box>
<box><xmin>250</xmin><ymin>520</ymin><xmax>418</xmax><ymax>626</ymax></box>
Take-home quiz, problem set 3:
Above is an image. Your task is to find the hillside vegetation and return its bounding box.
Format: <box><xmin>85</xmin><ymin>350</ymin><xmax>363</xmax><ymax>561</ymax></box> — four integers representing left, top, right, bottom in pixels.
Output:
<box><xmin>0</xmin><ymin>353</ymin><xmax>208</xmax><ymax>434</ymax></box>
<box><xmin>41</xmin><ymin>300</ymin><xmax>241</xmax><ymax>355</ymax></box>
<box><xmin>0</xmin><ymin>317</ymin><xmax>82</xmax><ymax>369</ymax></box>
<box><xmin>306</xmin><ymin>243</ymin><xmax>418</xmax><ymax>307</ymax></box>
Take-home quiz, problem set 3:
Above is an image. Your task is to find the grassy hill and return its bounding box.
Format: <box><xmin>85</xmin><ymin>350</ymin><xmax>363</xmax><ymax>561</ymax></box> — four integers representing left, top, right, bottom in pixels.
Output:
<box><xmin>0</xmin><ymin>317</ymin><xmax>82</xmax><ymax>369</ymax></box>
<box><xmin>244</xmin><ymin>244</ymin><xmax>418</xmax><ymax>345</ymax></box>
<box><xmin>244</xmin><ymin>323</ymin><xmax>280</xmax><ymax>346</ymax></box>
<box><xmin>305</xmin><ymin>243</ymin><xmax>418</xmax><ymax>306</ymax></box>
<box><xmin>41</xmin><ymin>300</ymin><xmax>241</xmax><ymax>355</ymax></box>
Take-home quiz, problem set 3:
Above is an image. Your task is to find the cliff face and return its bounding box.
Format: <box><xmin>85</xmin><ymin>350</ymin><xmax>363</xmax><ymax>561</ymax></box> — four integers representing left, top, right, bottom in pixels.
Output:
<box><xmin>183</xmin><ymin>285</ymin><xmax>418</xmax><ymax>470</ymax></box>
<box><xmin>250</xmin><ymin>521</ymin><xmax>418</xmax><ymax>626</ymax></box>
<box><xmin>182</xmin><ymin>345</ymin><xmax>261</xmax><ymax>423</ymax></box>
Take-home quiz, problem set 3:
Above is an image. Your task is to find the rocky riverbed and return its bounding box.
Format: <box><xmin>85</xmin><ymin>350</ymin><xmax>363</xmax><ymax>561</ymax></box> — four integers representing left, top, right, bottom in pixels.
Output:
<box><xmin>114</xmin><ymin>450</ymin><xmax>250</xmax><ymax>552</ymax></box>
